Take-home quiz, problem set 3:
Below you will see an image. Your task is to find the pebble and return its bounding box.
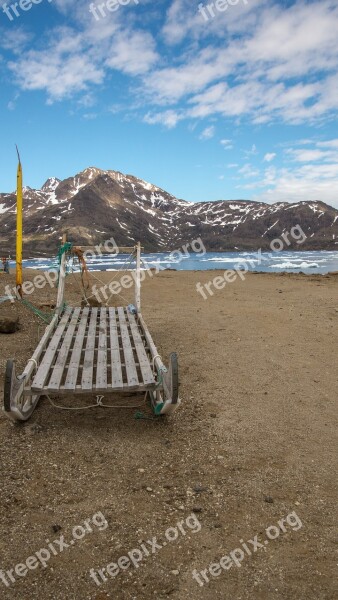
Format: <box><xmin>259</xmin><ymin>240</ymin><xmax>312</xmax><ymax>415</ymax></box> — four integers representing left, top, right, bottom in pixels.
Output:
<box><xmin>194</xmin><ymin>484</ymin><xmax>207</xmax><ymax>493</ymax></box>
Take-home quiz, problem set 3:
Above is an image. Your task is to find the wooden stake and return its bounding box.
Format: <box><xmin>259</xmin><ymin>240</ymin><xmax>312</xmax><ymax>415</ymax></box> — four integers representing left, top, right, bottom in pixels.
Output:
<box><xmin>135</xmin><ymin>241</ymin><xmax>141</xmax><ymax>312</ymax></box>
<box><xmin>56</xmin><ymin>233</ymin><xmax>67</xmax><ymax>312</ymax></box>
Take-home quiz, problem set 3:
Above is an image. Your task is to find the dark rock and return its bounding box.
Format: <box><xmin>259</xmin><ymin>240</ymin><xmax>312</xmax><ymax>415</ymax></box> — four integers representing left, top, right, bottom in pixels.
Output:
<box><xmin>52</xmin><ymin>524</ymin><xmax>62</xmax><ymax>533</ymax></box>
<box><xmin>264</xmin><ymin>496</ymin><xmax>274</xmax><ymax>504</ymax></box>
<box><xmin>0</xmin><ymin>316</ymin><xmax>20</xmax><ymax>334</ymax></box>
<box><xmin>194</xmin><ymin>484</ymin><xmax>208</xmax><ymax>493</ymax></box>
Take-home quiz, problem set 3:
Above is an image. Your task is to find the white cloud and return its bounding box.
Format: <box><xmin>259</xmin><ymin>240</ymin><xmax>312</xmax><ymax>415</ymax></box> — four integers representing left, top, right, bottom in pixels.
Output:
<box><xmin>144</xmin><ymin>110</ymin><xmax>183</xmax><ymax>129</ymax></box>
<box><xmin>264</xmin><ymin>153</ymin><xmax>276</xmax><ymax>162</ymax></box>
<box><xmin>220</xmin><ymin>138</ymin><xmax>233</xmax><ymax>149</ymax></box>
<box><xmin>199</xmin><ymin>125</ymin><xmax>215</xmax><ymax>140</ymax></box>
<box><xmin>9</xmin><ymin>46</ymin><xmax>104</xmax><ymax>101</ymax></box>
<box><xmin>287</xmin><ymin>149</ymin><xmax>331</xmax><ymax>162</ymax></box>
<box><xmin>105</xmin><ymin>31</ymin><xmax>158</xmax><ymax>76</ymax></box>
<box><xmin>0</xmin><ymin>27</ymin><xmax>32</xmax><ymax>54</ymax></box>
<box><xmin>317</xmin><ymin>139</ymin><xmax>338</xmax><ymax>149</ymax></box>
<box><xmin>245</xmin><ymin>144</ymin><xmax>258</xmax><ymax>157</ymax></box>
<box><xmin>3</xmin><ymin>0</ymin><xmax>338</xmax><ymax>133</ymax></box>
<box><xmin>5</xmin><ymin>3</ymin><xmax>157</xmax><ymax>102</ymax></box>
<box><xmin>144</xmin><ymin>1</ymin><xmax>338</xmax><ymax>127</ymax></box>
<box><xmin>238</xmin><ymin>163</ymin><xmax>260</xmax><ymax>178</ymax></box>
<box><xmin>254</xmin><ymin>168</ymin><xmax>338</xmax><ymax>207</ymax></box>
<box><xmin>162</xmin><ymin>0</ymin><xmax>257</xmax><ymax>45</ymax></box>
<box><xmin>7</xmin><ymin>93</ymin><xmax>19</xmax><ymax>111</ymax></box>
<box><xmin>237</xmin><ymin>138</ymin><xmax>338</xmax><ymax>207</ymax></box>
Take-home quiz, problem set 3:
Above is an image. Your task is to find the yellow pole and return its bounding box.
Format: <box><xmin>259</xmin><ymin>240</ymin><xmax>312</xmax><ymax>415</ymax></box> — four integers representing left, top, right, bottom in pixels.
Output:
<box><xmin>16</xmin><ymin>145</ymin><xmax>23</xmax><ymax>298</ymax></box>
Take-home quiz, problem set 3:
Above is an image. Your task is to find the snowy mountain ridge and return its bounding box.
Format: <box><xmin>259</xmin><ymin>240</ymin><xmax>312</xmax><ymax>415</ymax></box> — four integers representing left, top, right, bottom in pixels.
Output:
<box><xmin>0</xmin><ymin>167</ymin><xmax>337</xmax><ymax>256</ymax></box>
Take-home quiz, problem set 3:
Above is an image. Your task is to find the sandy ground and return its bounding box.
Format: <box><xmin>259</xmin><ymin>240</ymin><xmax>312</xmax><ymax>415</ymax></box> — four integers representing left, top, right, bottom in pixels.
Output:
<box><xmin>0</xmin><ymin>268</ymin><xmax>337</xmax><ymax>600</ymax></box>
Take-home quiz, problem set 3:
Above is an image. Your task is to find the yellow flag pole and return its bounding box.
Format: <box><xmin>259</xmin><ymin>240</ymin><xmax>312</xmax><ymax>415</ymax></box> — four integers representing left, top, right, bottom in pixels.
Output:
<box><xmin>16</xmin><ymin>145</ymin><xmax>23</xmax><ymax>298</ymax></box>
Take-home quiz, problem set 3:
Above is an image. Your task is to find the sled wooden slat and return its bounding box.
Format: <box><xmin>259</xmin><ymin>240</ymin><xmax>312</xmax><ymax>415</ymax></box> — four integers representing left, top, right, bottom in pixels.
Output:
<box><xmin>96</xmin><ymin>308</ymin><xmax>107</xmax><ymax>390</ymax></box>
<box><xmin>126</xmin><ymin>311</ymin><xmax>155</xmax><ymax>386</ymax></box>
<box><xmin>48</xmin><ymin>308</ymin><xmax>81</xmax><ymax>390</ymax></box>
<box><xmin>81</xmin><ymin>308</ymin><xmax>98</xmax><ymax>390</ymax></box>
<box><xmin>108</xmin><ymin>308</ymin><xmax>124</xmax><ymax>390</ymax></box>
<box><xmin>31</xmin><ymin>308</ymin><xmax>72</xmax><ymax>391</ymax></box>
<box><xmin>64</xmin><ymin>307</ymin><xmax>89</xmax><ymax>389</ymax></box>
<box><xmin>117</xmin><ymin>307</ymin><xmax>139</xmax><ymax>388</ymax></box>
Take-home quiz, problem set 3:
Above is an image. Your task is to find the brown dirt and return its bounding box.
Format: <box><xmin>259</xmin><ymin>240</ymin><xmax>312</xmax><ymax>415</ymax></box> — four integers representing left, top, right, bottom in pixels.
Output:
<box><xmin>0</xmin><ymin>269</ymin><xmax>337</xmax><ymax>600</ymax></box>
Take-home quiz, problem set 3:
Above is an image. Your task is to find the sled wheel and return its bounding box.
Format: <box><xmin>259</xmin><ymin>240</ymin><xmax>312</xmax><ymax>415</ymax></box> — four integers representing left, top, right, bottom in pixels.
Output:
<box><xmin>164</xmin><ymin>352</ymin><xmax>179</xmax><ymax>405</ymax></box>
<box><xmin>4</xmin><ymin>359</ymin><xmax>40</xmax><ymax>421</ymax></box>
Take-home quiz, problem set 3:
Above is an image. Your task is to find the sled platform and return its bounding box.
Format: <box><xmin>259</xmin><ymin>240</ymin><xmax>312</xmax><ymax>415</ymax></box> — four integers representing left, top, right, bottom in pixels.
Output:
<box><xmin>32</xmin><ymin>306</ymin><xmax>157</xmax><ymax>394</ymax></box>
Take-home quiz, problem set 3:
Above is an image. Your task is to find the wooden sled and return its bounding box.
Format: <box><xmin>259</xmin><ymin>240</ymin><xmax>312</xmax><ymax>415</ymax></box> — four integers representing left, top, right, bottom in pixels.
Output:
<box><xmin>3</xmin><ymin>241</ymin><xmax>180</xmax><ymax>421</ymax></box>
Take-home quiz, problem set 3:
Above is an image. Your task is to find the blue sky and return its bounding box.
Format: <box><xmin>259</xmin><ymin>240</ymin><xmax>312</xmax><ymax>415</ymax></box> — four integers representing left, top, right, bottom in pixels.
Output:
<box><xmin>0</xmin><ymin>0</ymin><xmax>338</xmax><ymax>205</ymax></box>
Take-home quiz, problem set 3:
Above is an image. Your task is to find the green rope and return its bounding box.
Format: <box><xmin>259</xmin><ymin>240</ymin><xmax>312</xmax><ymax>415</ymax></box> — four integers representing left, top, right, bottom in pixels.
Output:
<box><xmin>18</xmin><ymin>244</ymin><xmax>71</xmax><ymax>324</ymax></box>
<box><xmin>134</xmin><ymin>411</ymin><xmax>160</xmax><ymax>420</ymax></box>
<box><xmin>57</xmin><ymin>242</ymin><xmax>73</xmax><ymax>265</ymax></box>
<box><xmin>56</xmin><ymin>241</ymin><xmax>73</xmax><ymax>284</ymax></box>
<box><xmin>21</xmin><ymin>299</ymin><xmax>67</xmax><ymax>324</ymax></box>
<box><xmin>21</xmin><ymin>299</ymin><xmax>54</xmax><ymax>323</ymax></box>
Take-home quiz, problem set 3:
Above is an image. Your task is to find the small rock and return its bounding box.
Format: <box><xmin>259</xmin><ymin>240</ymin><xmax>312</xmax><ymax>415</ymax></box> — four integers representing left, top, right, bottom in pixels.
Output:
<box><xmin>192</xmin><ymin>507</ymin><xmax>203</xmax><ymax>513</ymax></box>
<box><xmin>146</xmin><ymin>487</ymin><xmax>153</xmax><ymax>493</ymax></box>
<box><xmin>264</xmin><ymin>496</ymin><xmax>274</xmax><ymax>504</ymax></box>
<box><xmin>52</xmin><ymin>524</ymin><xmax>62</xmax><ymax>533</ymax></box>
<box><xmin>171</xmin><ymin>570</ymin><xmax>180</xmax><ymax>576</ymax></box>
<box><xmin>0</xmin><ymin>316</ymin><xmax>20</xmax><ymax>334</ymax></box>
<box><xmin>26</xmin><ymin>423</ymin><xmax>43</xmax><ymax>434</ymax></box>
<box><xmin>210</xmin><ymin>413</ymin><xmax>217</xmax><ymax>418</ymax></box>
<box><xmin>194</xmin><ymin>484</ymin><xmax>207</xmax><ymax>493</ymax></box>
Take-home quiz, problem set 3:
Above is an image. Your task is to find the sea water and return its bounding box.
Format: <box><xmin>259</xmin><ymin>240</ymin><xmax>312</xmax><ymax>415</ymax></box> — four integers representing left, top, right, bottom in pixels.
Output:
<box><xmin>16</xmin><ymin>250</ymin><xmax>338</xmax><ymax>275</ymax></box>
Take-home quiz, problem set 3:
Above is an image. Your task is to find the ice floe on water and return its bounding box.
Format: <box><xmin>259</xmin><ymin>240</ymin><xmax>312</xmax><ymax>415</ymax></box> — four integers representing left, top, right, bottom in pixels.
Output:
<box><xmin>270</xmin><ymin>262</ymin><xmax>319</xmax><ymax>270</ymax></box>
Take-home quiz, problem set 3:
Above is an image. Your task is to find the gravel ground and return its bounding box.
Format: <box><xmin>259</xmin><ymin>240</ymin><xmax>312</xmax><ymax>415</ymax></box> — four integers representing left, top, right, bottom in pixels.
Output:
<box><xmin>0</xmin><ymin>269</ymin><xmax>337</xmax><ymax>600</ymax></box>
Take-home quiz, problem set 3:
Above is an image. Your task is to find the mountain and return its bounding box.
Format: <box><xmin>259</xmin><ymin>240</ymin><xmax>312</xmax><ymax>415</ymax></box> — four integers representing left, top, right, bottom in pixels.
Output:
<box><xmin>0</xmin><ymin>167</ymin><xmax>338</xmax><ymax>257</ymax></box>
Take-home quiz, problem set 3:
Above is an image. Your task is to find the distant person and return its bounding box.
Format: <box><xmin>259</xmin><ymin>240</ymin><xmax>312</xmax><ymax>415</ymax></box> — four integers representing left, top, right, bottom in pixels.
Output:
<box><xmin>2</xmin><ymin>257</ymin><xmax>9</xmax><ymax>274</ymax></box>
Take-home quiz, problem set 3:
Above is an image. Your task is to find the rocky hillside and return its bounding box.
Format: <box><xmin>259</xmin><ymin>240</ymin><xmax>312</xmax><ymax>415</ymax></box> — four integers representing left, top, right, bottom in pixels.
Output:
<box><xmin>0</xmin><ymin>167</ymin><xmax>337</xmax><ymax>257</ymax></box>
